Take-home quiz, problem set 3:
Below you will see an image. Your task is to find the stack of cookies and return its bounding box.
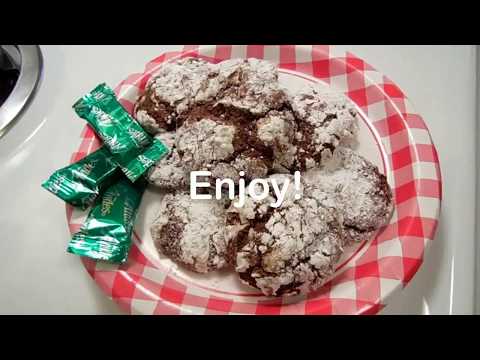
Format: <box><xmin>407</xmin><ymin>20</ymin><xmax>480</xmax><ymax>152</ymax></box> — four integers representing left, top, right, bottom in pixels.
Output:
<box><xmin>133</xmin><ymin>57</ymin><xmax>394</xmax><ymax>297</ymax></box>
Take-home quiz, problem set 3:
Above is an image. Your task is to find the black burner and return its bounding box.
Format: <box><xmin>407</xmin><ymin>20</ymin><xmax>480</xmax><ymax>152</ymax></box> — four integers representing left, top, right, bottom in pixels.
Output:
<box><xmin>0</xmin><ymin>45</ymin><xmax>42</xmax><ymax>138</ymax></box>
<box><xmin>0</xmin><ymin>47</ymin><xmax>20</xmax><ymax>107</ymax></box>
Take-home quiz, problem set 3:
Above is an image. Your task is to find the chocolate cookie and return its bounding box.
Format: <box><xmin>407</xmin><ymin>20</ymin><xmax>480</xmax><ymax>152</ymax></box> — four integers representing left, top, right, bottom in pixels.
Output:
<box><xmin>304</xmin><ymin>147</ymin><xmax>394</xmax><ymax>243</ymax></box>
<box><xmin>290</xmin><ymin>86</ymin><xmax>358</xmax><ymax>170</ymax></box>
<box><xmin>175</xmin><ymin>102</ymin><xmax>276</xmax><ymax>182</ymax></box>
<box><xmin>146</xmin><ymin>132</ymin><xmax>188</xmax><ymax>190</ymax></box>
<box><xmin>134</xmin><ymin>57</ymin><xmax>220</xmax><ymax>134</ymax></box>
<box><xmin>151</xmin><ymin>192</ymin><xmax>233</xmax><ymax>273</ymax></box>
<box><xmin>227</xmin><ymin>175</ymin><xmax>345</xmax><ymax>296</ymax></box>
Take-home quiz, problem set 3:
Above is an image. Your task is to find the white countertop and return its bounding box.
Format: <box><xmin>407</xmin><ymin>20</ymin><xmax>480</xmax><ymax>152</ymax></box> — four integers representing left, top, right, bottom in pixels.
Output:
<box><xmin>0</xmin><ymin>45</ymin><xmax>476</xmax><ymax>315</ymax></box>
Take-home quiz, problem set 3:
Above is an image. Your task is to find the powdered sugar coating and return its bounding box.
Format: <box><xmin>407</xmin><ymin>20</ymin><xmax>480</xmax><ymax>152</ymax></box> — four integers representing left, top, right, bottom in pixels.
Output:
<box><xmin>304</xmin><ymin>147</ymin><xmax>394</xmax><ymax>243</ymax></box>
<box><xmin>175</xmin><ymin>102</ymin><xmax>274</xmax><ymax>182</ymax></box>
<box><xmin>147</xmin><ymin>57</ymin><xmax>220</xmax><ymax>114</ymax></box>
<box><xmin>134</xmin><ymin>58</ymin><xmax>220</xmax><ymax>134</ymax></box>
<box><xmin>151</xmin><ymin>192</ymin><xmax>232</xmax><ymax>273</ymax></box>
<box><xmin>229</xmin><ymin>175</ymin><xmax>344</xmax><ymax>296</ymax></box>
<box><xmin>176</xmin><ymin>118</ymin><xmax>236</xmax><ymax>171</ymax></box>
<box><xmin>231</xmin><ymin>153</ymin><xmax>269</xmax><ymax>179</ymax></box>
<box><xmin>146</xmin><ymin>132</ymin><xmax>188</xmax><ymax>190</ymax></box>
<box><xmin>216</xmin><ymin>58</ymin><xmax>287</xmax><ymax>115</ymax></box>
<box><xmin>134</xmin><ymin>89</ymin><xmax>176</xmax><ymax>134</ymax></box>
<box><xmin>256</xmin><ymin>110</ymin><xmax>297</xmax><ymax>170</ymax></box>
<box><xmin>290</xmin><ymin>85</ymin><xmax>358</xmax><ymax>170</ymax></box>
<box><xmin>135</xmin><ymin>110</ymin><xmax>164</xmax><ymax>134</ymax></box>
<box><xmin>134</xmin><ymin>57</ymin><xmax>219</xmax><ymax>134</ymax></box>
<box><xmin>134</xmin><ymin>57</ymin><xmax>288</xmax><ymax>135</ymax></box>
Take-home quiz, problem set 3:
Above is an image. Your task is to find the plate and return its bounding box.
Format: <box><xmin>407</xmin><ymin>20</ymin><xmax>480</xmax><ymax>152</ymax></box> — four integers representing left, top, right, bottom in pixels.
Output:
<box><xmin>66</xmin><ymin>45</ymin><xmax>442</xmax><ymax>315</ymax></box>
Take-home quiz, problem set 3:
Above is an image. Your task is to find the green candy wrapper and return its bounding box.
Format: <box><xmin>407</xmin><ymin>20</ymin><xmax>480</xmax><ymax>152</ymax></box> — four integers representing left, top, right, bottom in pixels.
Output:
<box><xmin>67</xmin><ymin>177</ymin><xmax>146</xmax><ymax>263</ymax></box>
<box><xmin>73</xmin><ymin>83</ymin><xmax>168</xmax><ymax>182</ymax></box>
<box><xmin>42</xmin><ymin>147</ymin><xmax>120</xmax><ymax>209</ymax></box>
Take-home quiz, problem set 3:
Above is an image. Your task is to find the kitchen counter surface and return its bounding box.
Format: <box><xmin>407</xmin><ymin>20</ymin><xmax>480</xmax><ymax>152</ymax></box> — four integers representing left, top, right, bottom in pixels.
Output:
<box><xmin>0</xmin><ymin>45</ymin><xmax>476</xmax><ymax>315</ymax></box>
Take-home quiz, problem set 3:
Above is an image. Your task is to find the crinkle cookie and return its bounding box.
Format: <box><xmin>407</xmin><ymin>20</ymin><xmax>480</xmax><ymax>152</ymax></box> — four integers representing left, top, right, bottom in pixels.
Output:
<box><xmin>304</xmin><ymin>147</ymin><xmax>394</xmax><ymax>243</ymax></box>
<box><xmin>289</xmin><ymin>85</ymin><xmax>358</xmax><ymax>170</ymax></box>
<box><xmin>227</xmin><ymin>175</ymin><xmax>345</xmax><ymax>296</ymax></box>
<box><xmin>134</xmin><ymin>57</ymin><xmax>220</xmax><ymax>134</ymax></box>
<box><xmin>146</xmin><ymin>132</ymin><xmax>188</xmax><ymax>190</ymax></box>
<box><xmin>150</xmin><ymin>192</ymin><xmax>233</xmax><ymax>273</ymax></box>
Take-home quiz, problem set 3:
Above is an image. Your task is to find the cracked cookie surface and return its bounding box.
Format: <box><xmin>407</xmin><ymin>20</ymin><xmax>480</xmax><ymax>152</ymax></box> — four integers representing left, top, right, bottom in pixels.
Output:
<box><xmin>289</xmin><ymin>85</ymin><xmax>358</xmax><ymax>170</ymax></box>
<box><xmin>227</xmin><ymin>175</ymin><xmax>345</xmax><ymax>296</ymax></box>
<box><xmin>304</xmin><ymin>147</ymin><xmax>394</xmax><ymax>243</ymax></box>
<box><xmin>151</xmin><ymin>192</ymin><xmax>233</xmax><ymax>273</ymax></box>
<box><xmin>175</xmin><ymin>102</ymin><xmax>287</xmax><ymax>182</ymax></box>
<box><xmin>146</xmin><ymin>132</ymin><xmax>189</xmax><ymax>190</ymax></box>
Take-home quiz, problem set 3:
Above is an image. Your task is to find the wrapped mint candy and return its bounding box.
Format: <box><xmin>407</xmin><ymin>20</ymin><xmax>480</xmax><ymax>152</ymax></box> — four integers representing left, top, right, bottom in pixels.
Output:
<box><xmin>42</xmin><ymin>147</ymin><xmax>120</xmax><ymax>210</ymax></box>
<box><xmin>67</xmin><ymin>177</ymin><xmax>146</xmax><ymax>263</ymax></box>
<box><xmin>73</xmin><ymin>83</ymin><xmax>168</xmax><ymax>182</ymax></box>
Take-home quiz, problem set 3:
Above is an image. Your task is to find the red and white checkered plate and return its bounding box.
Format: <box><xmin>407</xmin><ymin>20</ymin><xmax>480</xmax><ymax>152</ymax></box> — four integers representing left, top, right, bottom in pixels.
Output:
<box><xmin>66</xmin><ymin>45</ymin><xmax>442</xmax><ymax>315</ymax></box>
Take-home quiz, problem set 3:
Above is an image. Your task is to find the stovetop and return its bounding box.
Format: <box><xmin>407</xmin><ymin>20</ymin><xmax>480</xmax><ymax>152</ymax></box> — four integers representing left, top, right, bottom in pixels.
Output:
<box><xmin>0</xmin><ymin>45</ymin><xmax>476</xmax><ymax>314</ymax></box>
